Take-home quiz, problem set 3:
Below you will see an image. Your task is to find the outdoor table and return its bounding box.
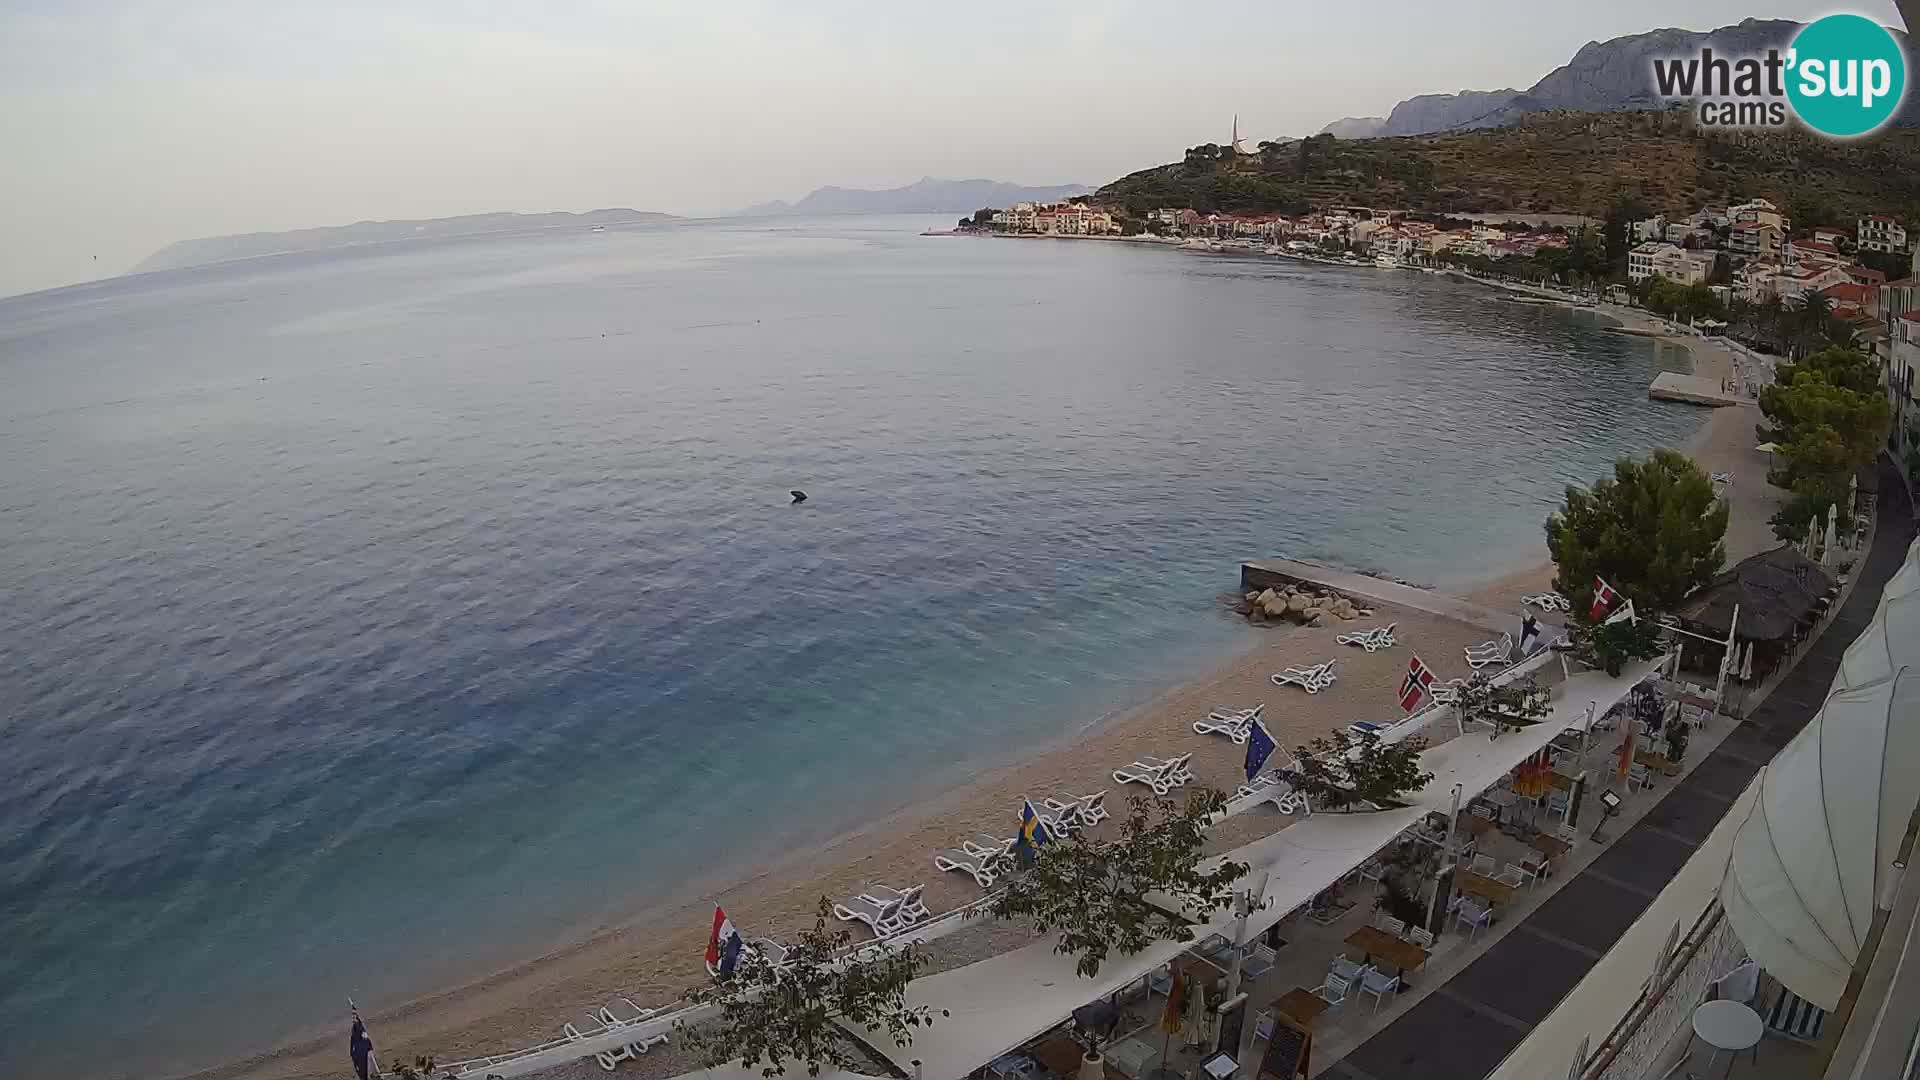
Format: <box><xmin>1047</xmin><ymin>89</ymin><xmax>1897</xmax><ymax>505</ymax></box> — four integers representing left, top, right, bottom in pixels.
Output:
<box><xmin>1272</xmin><ymin>987</ymin><xmax>1330</xmax><ymax>1028</ymax></box>
<box><xmin>1458</xmin><ymin>871</ymin><xmax>1517</xmax><ymax>906</ymax></box>
<box><xmin>1033</xmin><ymin>1036</ymin><xmax>1087</xmax><ymax>1078</ymax></box>
<box><xmin>1344</xmin><ymin>926</ymin><xmax>1430</xmax><ymax>986</ymax></box>
<box><xmin>1529</xmin><ymin>832</ymin><xmax>1572</xmax><ymax>858</ymax></box>
<box><xmin>1690</xmin><ymin>999</ymin><xmax>1763</xmax><ymax>1076</ymax></box>
<box><xmin>1463</xmin><ymin>814</ymin><xmax>1500</xmax><ymax>838</ymax></box>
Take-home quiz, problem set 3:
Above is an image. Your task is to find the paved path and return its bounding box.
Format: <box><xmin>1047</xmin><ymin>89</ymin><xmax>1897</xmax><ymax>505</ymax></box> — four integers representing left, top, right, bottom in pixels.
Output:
<box><xmin>1241</xmin><ymin>559</ymin><xmax>1521</xmax><ymax>634</ymax></box>
<box><xmin>1324</xmin><ymin>460</ymin><xmax>1915</xmax><ymax>1080</ymax></box>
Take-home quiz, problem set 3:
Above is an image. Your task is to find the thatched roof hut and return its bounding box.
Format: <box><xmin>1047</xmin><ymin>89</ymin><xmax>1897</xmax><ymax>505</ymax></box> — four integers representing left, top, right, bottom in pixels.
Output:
<box><xmin>1679</xmin><ymin>545</ymin><xmax>1836</xmax><ymax>642</ymax></box>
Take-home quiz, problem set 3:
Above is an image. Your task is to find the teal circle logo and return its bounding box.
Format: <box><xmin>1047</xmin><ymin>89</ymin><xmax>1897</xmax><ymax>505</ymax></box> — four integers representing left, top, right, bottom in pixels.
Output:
<box><xmin>1787</xmin><ymin>13</ymin><xmax>1907</xmax><ymax>137</ymax></box>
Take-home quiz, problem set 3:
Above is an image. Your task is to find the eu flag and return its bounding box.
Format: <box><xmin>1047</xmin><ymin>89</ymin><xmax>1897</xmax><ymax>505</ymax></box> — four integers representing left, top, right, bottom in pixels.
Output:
<box><xmin>1014</xmin><ymin>799</ymin><xmax>1052</xmax><ymax>868</ymax></box>
<box><xmin>1244</xmin><ymin>719</ymin><xmax>1277</xmax><ymax>782</ymax></box>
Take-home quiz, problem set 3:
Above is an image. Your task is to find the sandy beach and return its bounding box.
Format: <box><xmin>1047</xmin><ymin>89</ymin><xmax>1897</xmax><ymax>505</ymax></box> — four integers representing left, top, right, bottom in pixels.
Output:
<box><xmin>184</xmin><ymin>287</ymin><xmax>1787</xmax><ymax>1080</ymax></box>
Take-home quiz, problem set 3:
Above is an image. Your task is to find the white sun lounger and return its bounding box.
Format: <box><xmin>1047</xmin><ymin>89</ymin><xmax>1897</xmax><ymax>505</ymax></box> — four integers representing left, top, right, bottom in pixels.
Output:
<box><xmin>935</xmin><ymin>847</ymin><xmax>1005</xmax><ymax>888</ymax></box>
<box><xmin>860</xmin><ymin>883</ymin><xmax>930</xmax><ymax>925</ymax></box>
<box><xmin>1466</xmin><ymin>633</ymin><xmax>1513</xmax><ymax>669</ymax></box>
<box><xmin>1113</xmin><ymin>753</ymin><xmax>1191</xmax><ymax>795</ymax></box>
<box><xmin>596</xmin><ymin>997</ymin><xmax>669</xmax><ymax>1064</ymax></box>
<box><xmin>1193</xmin><ymin>707</ymin><xmax>1259</xmax><ymax>742</ymax></box>
<box><xmin>1044</xmin><ymin>791</ymin><xmax>1108</xmax><ymax>828</ymax></box>
<box><xmin>964</xmin><ymin>834</ymin><xmax>1016</xmax><ymax>861</ymax></box>
<box><xmin>1521</xmin><ymin>593</ymin><xmax>1570</xmax><ymax>612</ymax></box>
<box><xmin>833</xmin><ymin>894</ymin><xmax>906</xmax><ymax>937</ymax></box>
<box><xmin>1429</xmin><ymin>677</ymin><xmax>1469</xmax><ymax>705</ymax></box>
<box><xmin>1335</xmin><ymin>623</ymin><xmax>1397</xmax><ymax>651</ymax></box>
<box><xmin>1270</xmin><ymin>660</ymin><xmax>1338</xmax><ymax>693</ymax></box>
<box><xmin>565</xmin><ymin>1014</ymin><xmax>612</xmax><ymax>1041</ymax></box>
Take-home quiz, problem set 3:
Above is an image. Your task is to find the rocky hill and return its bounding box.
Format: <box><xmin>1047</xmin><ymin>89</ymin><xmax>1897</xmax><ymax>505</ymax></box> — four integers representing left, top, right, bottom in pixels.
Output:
<box><xmin>739</xmin><ymin>177</ymin><xmax>1089</xmax><ymax>216</ymax></box>
<box><xmin>134</xmin><ymin>209</ymin><xmax>678</xmax><ymax>274</ymax></box>
<box><xmin>1326</xmin><ymin>18</ymin><xmax>1918</xmax><ymax>137</ymax></box>
<box><xmin>1100</xmin><ymin>110</ymin><xmax>1920</xmax><ymax>223</ymax></box>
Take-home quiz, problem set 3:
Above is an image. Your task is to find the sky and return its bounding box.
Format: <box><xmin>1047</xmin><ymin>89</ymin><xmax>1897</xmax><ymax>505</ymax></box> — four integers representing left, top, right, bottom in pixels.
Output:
<box><xmin>0</xmin><ymin>0</ymin><xmax>1905</xmax><ymax>298</ymax></box>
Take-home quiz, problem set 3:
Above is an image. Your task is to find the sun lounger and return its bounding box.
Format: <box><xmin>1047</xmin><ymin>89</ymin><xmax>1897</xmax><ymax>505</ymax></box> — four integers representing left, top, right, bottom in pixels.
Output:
<box><xmin>1138</xmin><ymin>753</ymin><xmax>1193</xmax><ymax>785</ymax></box>
<box><xmin>1430</xmin><ymin>678</ymin><xmax>1469</xmax><ymax>705</ymax></box>
<box><xmin>1193</xmin><ymin>703</ymin><xmax>1262</xmax><ymax>742</ymax></box>
<box><xmin>1521</xmin><ymin>593</ymin><xmax>1570</xmax><ymax>612</ymax></box>
<box><xmin>936</xmin><ymin>847</ymin><xmax>1004</xmax><ymax>888</ymax></box>
<box><xmin>860</xmin><ymin>883</ymin><xmax>930</xmax><ymax>925</ymax></box>
<box><xmin>1270</xmin><ymin>660</ymin><xmax>1338</xmax><ymax>693</ymax></box>
<box><xmin>1113</xmin><ymin>755</ymin><xmax>1188</xmax><ymax>795</ymax></box>
<box><xmin>1043</xmin><ymin>791</ymin><xmax>1108</xmax><ymax>828</ymax></box>
<box><xmin>565</xmin><ymin>1013</ymin><xmax>612</xmax><ymax>1041</ymax></box>
<box><xmin>1335</xmin><ymin>623</ymin><xmax>1397</xmax><ymax>651</ymax></box>
<box><xmin>1465</xmin><ymin>633</ymin><xmax>1513</xmax><ymax>669</ymax></box>
<box><xmin>833</xmin><ymin>894</ymin><xmax>906</xmax><ymax>937</ymax></box>
<box><xmin>596</xmin><ymin>997</ymin><xmax>669</xmax><ymax>1062</ymax></box>
<box><xmin>965</xmin><ymin>834</ymin><xmax>1016</xmax><ymax>861</ymax></box>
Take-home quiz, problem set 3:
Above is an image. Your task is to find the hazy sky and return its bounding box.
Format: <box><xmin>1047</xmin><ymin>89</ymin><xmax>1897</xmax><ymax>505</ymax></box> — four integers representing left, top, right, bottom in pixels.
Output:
<box><xmin>0</xmin><ymin>1</ymin><xmax>1904</xmax><ymax>298</ymax></box>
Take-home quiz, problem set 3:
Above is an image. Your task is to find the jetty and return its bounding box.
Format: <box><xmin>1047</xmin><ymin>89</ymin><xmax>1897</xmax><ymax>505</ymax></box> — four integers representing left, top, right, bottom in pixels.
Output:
<box><xmin>1648</xmin><ymin>371</ymin><xmax>1753</xmax><ymax>407</ymax></box>
<box><xmin>1240</xmin><ymin>557</ymin><xmax>1516</xmax><ymax>633</ymax></box>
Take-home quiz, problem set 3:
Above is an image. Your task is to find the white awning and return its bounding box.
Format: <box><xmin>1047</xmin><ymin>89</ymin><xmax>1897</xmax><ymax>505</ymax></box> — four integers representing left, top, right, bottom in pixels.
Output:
<box><xmin>1719</xmin><ymin>539</ymin><xmax>1920</xmax><ymax>1009</ymax></box>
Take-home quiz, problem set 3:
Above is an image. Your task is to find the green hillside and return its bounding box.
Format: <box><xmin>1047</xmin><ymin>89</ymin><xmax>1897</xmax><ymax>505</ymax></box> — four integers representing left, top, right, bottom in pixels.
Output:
<box><xmin>1096</xmin><ymin>110</ymin><xmax>1920</xmax><ymax>226</ymax></box>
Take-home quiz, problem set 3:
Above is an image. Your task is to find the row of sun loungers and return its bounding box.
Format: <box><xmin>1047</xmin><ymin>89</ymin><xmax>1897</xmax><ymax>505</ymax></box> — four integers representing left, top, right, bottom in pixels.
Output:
<box><xmin>1334</xmin><ymin>622</ymin><xmax>1397</xmax><ymax>652</ymax></box>
<box><xmin>1270</xmin><ymin>660</ymin><xmax>1338</xmax><ymax>693</ymax></box>
<box><xmin>1192</xmin><ymin>702</ymin><xmax>1264</xmax><ymax>743</ymax></box>
<box><xmin>1112</xmin><ymin>752</ymin><xmax>1193</xmax><ymax>795</ymax></box>
<box><xmin>561</xmin><ymin>996</ymin><xmax>671</xmax><ymax>1072</ymax></box>
<box><xmin>703</xmin><ymin>937</ymin><xmax>791</xmax><ymax>979</ymax></box>
<box><xmin>1521</xmin><ymin>592</ymin><xmax>1570</xmax><ymax>612</ymax></box>
<box><xmin>1465</xmin><ymin>633</ymin><xmax>1513</xmax><ymax>669</ymax></box>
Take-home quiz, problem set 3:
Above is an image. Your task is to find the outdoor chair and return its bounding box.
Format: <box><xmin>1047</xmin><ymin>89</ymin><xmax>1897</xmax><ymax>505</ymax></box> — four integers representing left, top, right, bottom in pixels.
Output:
<box><xmin>1545</xmin><ymin>789</ymin><xmax>1571</xmax><ymax>819</ymax></box>
<box><xmin>1374</xmin><ymin>914</ymin><xmax>1406</xmax><ymax>937</ymax></box>
<box><xmin>1329</xmin><ymin>956</ymin><xmax>1369</xmax><ymax>984</ymax></box>
<box><xmin>1495</xmin><ymin>863</ymin><xmax>1528</xmax><ymax>890</ymax></box>
<box><xmin>1358</xmin><ymin>968</ymin><xmax>1402</xmax><ymax>1013</ymax></box>
<box><xmin>1406</xmin><ymin>926</ymin><xmax>1435</xmax><ymax>950</ymax></box>
<box><xmin>1454</xmin><ymin>900</ymin><xmax>1493</xmax><ymax>941</ymax></box>
<box><xmin>1313</xmin><ymin>974</ymin><xmax>1351</xmax><ymax>1008</ymax></box>
<box><xmin>935</xmin><ymin>847</ymin><xmax>1003</xmax><ymax>889</ymax></box>
<box><xmin>1242</xmin><ymin>942</ymin><xmax>1278</xmax><ymax>981</ymax></box>
<box><xmin>1469</xmin><ymin>853</ymin><xmax>1496</xmax><ymax>877</ymax></box>
<box><xmin>1628</xmin><ymin>761</ymin><xmax>1653</xmax><ymax>791</ymax></box>
<box><xmin>1358</xmin><ymin>859</ymin><xmax>1386</xmax><ymax>885</ymax></box>
<box><xmin>1465</xmin><ymin>633</ymin><xmax>1514</xmax><ymax>669</ymax></box>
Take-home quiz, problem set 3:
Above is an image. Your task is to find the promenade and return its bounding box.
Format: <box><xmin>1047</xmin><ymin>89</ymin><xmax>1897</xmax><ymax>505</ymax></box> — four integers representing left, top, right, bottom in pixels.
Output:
<box><xmin>1323</xmin><ymin>459</ymin><xmax>1915</xmax><ymax>1080</ymax></box>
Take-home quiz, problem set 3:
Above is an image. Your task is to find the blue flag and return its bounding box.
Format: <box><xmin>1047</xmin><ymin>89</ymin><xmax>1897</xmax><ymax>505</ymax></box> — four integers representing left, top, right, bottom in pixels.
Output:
<box><xmin>1014</xmin><ymin>799</ymin><xmax>1052</xmax><ymax>867</ymax></box>
<box><xmin>1244</xmin><ymin>720</ymin><xmax>1277</xmax><ymax>782</ymax></box>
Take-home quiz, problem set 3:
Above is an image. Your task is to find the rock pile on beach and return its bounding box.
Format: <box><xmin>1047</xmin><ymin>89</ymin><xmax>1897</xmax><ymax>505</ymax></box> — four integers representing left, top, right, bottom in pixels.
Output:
<box><xmin>1232</xmin><ymin>586</ymin><xmax>1368</xmax><ymax>627</ymax></box>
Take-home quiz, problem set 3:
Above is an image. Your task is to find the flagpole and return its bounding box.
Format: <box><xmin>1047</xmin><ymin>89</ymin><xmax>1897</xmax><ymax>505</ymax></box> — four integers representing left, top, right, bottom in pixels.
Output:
<box><xmin>1425</xmin><ymin>784</ymin><xmax>1463</xmax><ymax>937</ymax></box>
<box><xmin>1712</xmin><ymin>604</ymin><xmax>1739</xmax><ymax>717</ymax></box>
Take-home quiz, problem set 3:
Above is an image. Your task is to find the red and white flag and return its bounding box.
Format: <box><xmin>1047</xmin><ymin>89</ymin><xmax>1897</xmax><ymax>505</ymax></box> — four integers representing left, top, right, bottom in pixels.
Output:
<box><xmin>1398</xmin><ymin>654</ymin><xmax>1437</xmax><ymax>712</ymax></box>
<box><xmin>1589</xmin><ymin>577</ymin><xmax>1620</xmax><ymax>622</ymax></box>
<box><xmin>706</xmin><ymin>905</ymin><xmax>744</xmax><ymax>978</ymax></box>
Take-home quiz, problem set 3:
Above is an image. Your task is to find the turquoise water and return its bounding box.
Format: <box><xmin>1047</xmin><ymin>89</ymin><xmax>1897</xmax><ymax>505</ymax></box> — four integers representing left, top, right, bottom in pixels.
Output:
<box><xmin>0</xmin><ymin>217</ymin><xmax>1702</xmax><ymax>1077</ymax></box>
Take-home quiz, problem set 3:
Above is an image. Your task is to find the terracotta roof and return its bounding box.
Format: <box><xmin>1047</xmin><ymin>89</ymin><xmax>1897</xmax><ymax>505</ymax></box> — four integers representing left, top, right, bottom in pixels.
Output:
<box><xmin>1821</xmin><ymin>282</ymin><xmax>1875</xmax><ymax>303</ymax></box>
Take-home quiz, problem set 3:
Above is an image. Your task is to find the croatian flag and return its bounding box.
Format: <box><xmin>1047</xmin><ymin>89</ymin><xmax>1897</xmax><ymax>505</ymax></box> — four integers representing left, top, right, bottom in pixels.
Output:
<box><xmin>1244</xmin><ymin>719</ymin><xmax>1278</xmax><ymax>782</ymax></box>
<box><xmin>1590</xmin><ymin>577</ymin><xmax>1620</xmax><ymax>622</ymax></box>
<box><xmin>1398</xmin><ymin>654</ymin><xmax>1436</xmax><ymax>713</ymax></box>
<box><xmin>706</xmin><ymin>905</ymin><xmax>744</xmax><ymax>979</ymax></box>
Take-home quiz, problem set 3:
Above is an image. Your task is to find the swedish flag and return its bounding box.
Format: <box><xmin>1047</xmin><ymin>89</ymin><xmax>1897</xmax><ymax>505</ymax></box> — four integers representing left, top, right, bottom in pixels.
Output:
<box><xmin>1014</xmin><ymin>799</ymin><xmax>1052</xmax><ymax>868</ymax></box>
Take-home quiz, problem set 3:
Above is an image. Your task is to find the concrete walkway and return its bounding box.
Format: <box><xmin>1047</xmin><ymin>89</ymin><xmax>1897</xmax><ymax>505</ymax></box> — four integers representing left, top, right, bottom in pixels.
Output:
<box><xmin>1322</xmin><ymin>460</ymin><xmax>1915</xmax><ymax>1080</ymax></box>
<box><xmin>1241</xmin><ymin>559</ymin><xmax>1522</xmax><ymax>635</ymax></box>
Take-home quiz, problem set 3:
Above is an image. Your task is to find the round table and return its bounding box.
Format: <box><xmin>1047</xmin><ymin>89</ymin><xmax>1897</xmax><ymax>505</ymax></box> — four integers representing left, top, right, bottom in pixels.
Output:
<box><xmin>1691</xmin><ymin>999</ymin><xmax>1763</xmax><ymax>1076</ymax></box>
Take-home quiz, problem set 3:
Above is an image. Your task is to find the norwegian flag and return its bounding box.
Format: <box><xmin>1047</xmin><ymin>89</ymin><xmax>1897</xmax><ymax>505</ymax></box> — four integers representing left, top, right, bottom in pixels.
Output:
<box><xmin>1398</xmin><ymin>654</ymin><xmax>1437</xmax><ymax>712</ymax></box>
<box><xmin>1589</xmin><ymin>577</ymin><xmax>1620</xmax><ymax>622</ymax></box>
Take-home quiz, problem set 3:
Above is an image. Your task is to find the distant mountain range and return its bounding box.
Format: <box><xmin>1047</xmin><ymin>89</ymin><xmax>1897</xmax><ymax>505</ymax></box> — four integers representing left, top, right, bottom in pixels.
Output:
<box><xmin>1317</xmin><ymin>18</ymin><xmax>1917</xmax><ymax>138</ymax></box>
<box><xmin>133</xmin><ymin>209</ymin><xmax>678</xmax><ymax>274</ymax></box>
<box><xmin>739</xmin><ymin>177</ymin><xmax>1090</xmax><ymax>217</ymax></box>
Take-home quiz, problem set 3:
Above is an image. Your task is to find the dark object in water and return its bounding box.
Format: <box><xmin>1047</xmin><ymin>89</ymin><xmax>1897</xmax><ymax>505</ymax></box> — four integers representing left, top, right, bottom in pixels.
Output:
<box><xmin>790</xmin><ymin>490</ymin><xmax>808</xmax><ymax>504</ymax></box>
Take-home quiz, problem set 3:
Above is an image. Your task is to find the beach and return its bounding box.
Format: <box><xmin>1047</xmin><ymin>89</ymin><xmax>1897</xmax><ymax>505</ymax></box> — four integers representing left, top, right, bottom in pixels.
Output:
<box><xmin>168</xmin><ymin>273</ymin><xmax>1791</xmax><ymax>1080</ymax></box>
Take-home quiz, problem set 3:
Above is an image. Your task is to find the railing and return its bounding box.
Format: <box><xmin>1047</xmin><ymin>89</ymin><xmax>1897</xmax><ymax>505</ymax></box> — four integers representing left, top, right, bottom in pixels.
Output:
<box><xmin>1577</xmin><ymin>902</ymin><xmax>1744</xmax><ymax>1080</ymax></box>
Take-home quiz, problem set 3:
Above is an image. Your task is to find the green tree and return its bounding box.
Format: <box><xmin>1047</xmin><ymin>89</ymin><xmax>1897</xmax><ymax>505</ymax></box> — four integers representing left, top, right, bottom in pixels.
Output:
<box><xmin>1545</xmin><ymin>449</ymin><xmax>1729</xmax><ymax>613</ymax></box>
<box><xmin>1450</xmin><ymin>672</ymin><xmax>1550</xmax><ymax>738</ymax></box>
<box><xmin>990</xmin><ymin>790</ymin><xmax>1247</xmax><ymax>978</ymax></box>
<box><xmin>680</xmin><ymin>900</ymin><xmax>940</xmax><ymax>1077</ymax></box>
<box><xmin>1569</xmin><ymin>612</ymin><xmax>1667</xmax><ymax>677</ymax></box>
<box><xmin>1278</xmin><ymin>730</ymin><xmax>1434</xmax><ymax>811</ymax></box>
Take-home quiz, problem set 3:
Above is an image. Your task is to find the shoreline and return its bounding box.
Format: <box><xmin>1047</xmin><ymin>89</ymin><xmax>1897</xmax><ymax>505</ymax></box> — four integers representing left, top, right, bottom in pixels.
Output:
<box><xmin>173</xmin><ymin>273</ymin><xmax>1777</xmax><ymax>1080</ymax></box>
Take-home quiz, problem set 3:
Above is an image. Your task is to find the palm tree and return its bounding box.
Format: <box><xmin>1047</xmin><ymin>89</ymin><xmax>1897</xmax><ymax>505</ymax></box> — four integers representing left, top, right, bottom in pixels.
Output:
<box><xmin>1757</xmin><ymin>295</ymin><xmax>1787</xmax><ymax>353</ymax></box>
<box><xmin>1790</xmin><ymin>292</ymin><xmax>1833</xmax><ymax>359</ymax></box>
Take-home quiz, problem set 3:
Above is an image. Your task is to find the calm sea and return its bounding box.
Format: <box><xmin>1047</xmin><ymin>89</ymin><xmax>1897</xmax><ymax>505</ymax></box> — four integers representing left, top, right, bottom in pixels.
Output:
<box><xmin>0</xmin><ymin>216</ymin><xmax>1701</xmax><ymax>1077</ymax></box>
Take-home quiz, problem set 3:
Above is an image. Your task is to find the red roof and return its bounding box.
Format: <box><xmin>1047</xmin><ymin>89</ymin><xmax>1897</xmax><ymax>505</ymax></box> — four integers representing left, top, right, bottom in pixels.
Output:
<box><xmin>1902</xmin><ymin>311</ymin><xmax>1920</xmax><ymax>324</ymax></box>
<box><xmin>1850</xmin><ymin>266</ymin><xmax>1888</xmax><ymax>284</ymax></box>
<box><xmin>1821</xmin><ymin>283</ymin><xmax>1875</xmax><ymax>304</ymax></box>
<box><xmin>1794</xmin><ymin>239</ymin><xmax>1840</xmax><ymax>255</ymax></box>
